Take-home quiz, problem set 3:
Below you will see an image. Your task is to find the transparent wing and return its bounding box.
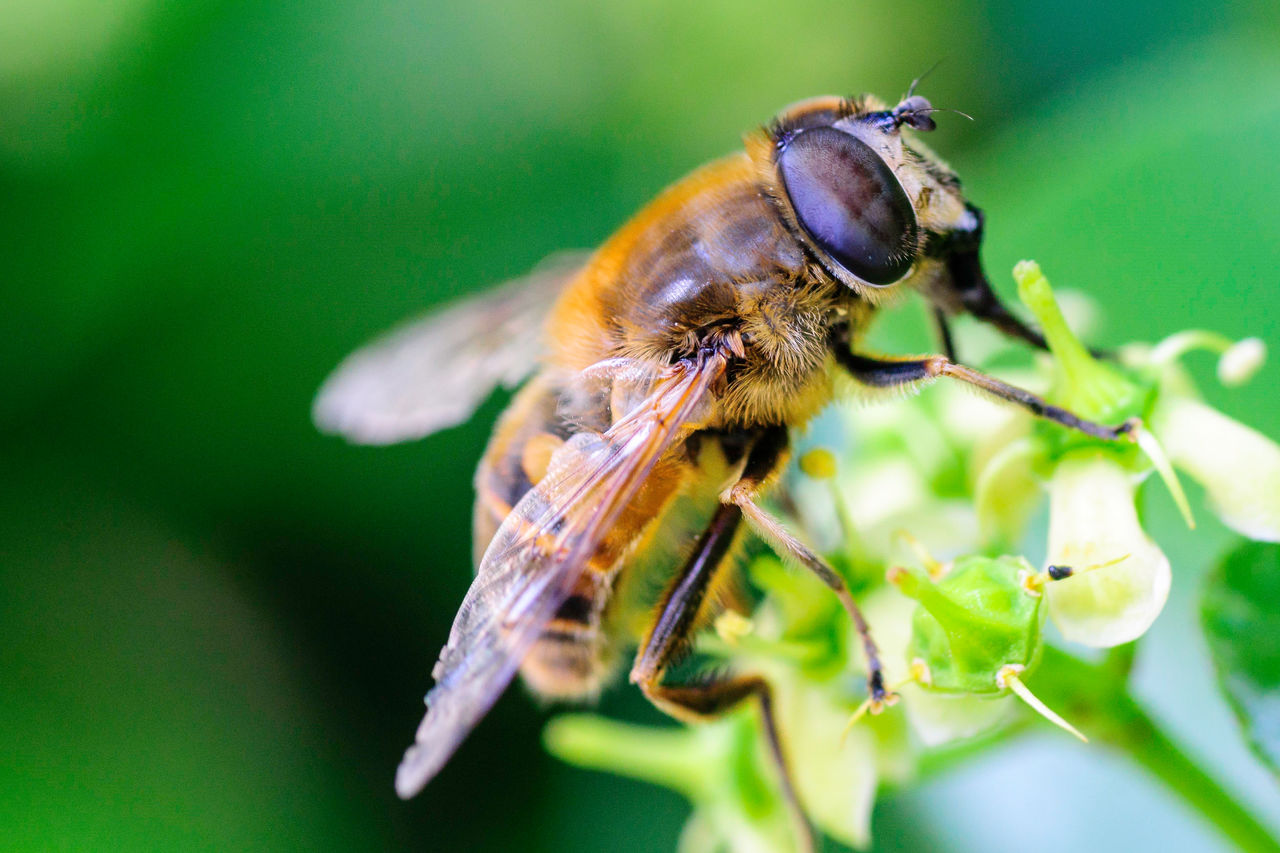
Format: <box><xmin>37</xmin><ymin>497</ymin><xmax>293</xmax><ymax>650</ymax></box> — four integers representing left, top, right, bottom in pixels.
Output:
<box><xmin>394</xmin><ymin>351</ymin><xmax>728</xmax><ymax>798</ymax></box>
<box><xmin>313</xmin><ymin>251</ymin><xmax>590</xmax><ymax>445</ymax></box>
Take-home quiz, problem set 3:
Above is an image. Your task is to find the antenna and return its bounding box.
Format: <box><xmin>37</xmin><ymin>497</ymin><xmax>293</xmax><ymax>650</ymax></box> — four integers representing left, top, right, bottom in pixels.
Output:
<box><xmin>904</xmin><ymin>59</ymin><xmax>944</xmax><ymax>101</ymax></box>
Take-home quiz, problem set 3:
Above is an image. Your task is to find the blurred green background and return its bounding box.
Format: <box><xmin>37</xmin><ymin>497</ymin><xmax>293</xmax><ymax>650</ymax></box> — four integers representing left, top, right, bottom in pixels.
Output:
<box><xmin>3</xmin><ymin>0</ymin><xmax>1279</xmax><ymax>850</ymax></box>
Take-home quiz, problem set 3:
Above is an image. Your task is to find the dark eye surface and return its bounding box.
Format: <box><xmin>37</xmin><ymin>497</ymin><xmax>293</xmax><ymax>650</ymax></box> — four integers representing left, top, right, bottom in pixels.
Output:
<box><xmin>777</xmin><ymin>127</ymin><xmax>918</xmax><ymax>285</ymax></box>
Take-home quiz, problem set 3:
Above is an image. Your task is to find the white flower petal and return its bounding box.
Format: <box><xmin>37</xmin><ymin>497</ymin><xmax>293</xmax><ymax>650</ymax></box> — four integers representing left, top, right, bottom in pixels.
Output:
<box><xmin>1153</xmin><ymin>396</ymin><xmax>1280</xmax><ymax>542</ymax></box>
<box><xmin>1217</xmin><ymin>337</ymin><xmax>1267</xmax><ymax>387</ymax></box>
<box><xmin>900</xmin><ymin>684</ymin><xmax>1015</xmax><ymax>747</ymax></box>
<box><xmin>1044</xmin><ymin>453</ymin><xmax>1172</xmax><ymax>646</ymax></box>
<box><xmin>843</xmin><ymin>456</ymin><xmax>932</xmax><ymax>524</ymax></box>
<box><xmin>771</xmin><ymin>668</ymin><xmax>878</xmax><ymax>850</ymax></box>
<box><xmin>974</xmin><ymin>436</ymin><xmax>1041</xmax><ymax>547</ymax></box>
<box><xmin>682</xmin><ymin>802</ymin><xmax>795</xmax><ymax>853</ymax></box>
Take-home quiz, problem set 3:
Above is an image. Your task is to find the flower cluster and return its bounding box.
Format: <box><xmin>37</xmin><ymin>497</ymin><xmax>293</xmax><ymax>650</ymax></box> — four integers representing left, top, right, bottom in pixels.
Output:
<box><xmin>545</xmin><ymin>263</ymin><xmax>1280</xmax><ymax>851</ymax></box>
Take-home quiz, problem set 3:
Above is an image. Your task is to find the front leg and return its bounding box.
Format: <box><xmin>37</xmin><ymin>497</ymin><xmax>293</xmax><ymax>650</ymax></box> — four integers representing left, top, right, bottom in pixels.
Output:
<box><xmin>928</xmin><ymin>204</ymin><xmax>1109</xmax><ymax>359</ymax></box>
<box><xmin>834</xmin><ymin>350</ymin><xmax>1137</xmax><ymax>442</ymax></box>
<box><xmin>942</xmin><ymin>244</ymin><xmax>1051</xmax><ymax>352</ymax></box>
<box><xmin>922</xmin><ymin>203</ymin><xmax>1050</xmax><ymax>353</ymax></box>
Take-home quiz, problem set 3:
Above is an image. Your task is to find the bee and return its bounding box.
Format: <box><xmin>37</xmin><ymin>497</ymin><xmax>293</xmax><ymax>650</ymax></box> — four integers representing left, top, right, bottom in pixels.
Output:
<box><xmin>314</xmin><ymin>90</ymin><xmax>1132</xmax><ymax>833</ymax></box>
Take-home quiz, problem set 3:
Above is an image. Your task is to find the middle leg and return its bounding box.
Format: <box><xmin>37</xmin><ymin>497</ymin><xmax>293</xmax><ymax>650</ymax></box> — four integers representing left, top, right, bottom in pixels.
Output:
<box><xmin>720</xmin><ymin>425</ymin><xmax>889</xmax><ymax>705</ymax></box>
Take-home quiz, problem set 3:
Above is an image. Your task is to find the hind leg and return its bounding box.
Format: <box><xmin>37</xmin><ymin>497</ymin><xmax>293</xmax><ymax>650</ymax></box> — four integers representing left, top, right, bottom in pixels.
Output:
<box><xmin>630</xmin><ymin>501</ymin><xmax>813</xmax><ymax>853</ymax></box>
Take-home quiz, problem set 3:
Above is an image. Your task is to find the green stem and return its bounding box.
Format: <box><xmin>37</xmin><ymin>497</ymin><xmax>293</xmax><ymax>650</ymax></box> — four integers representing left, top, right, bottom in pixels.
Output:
<box><xmin>1120</xmin><ymin>707</ymin><xmax>1280</xmax><ymax>853</ymax></box>
<box><xmin>1035</xmin><ymin>647</ymin><xmax>1280</xmax><ymax>853</ymax></box>
<box><xmin>543</xmin><ymin>714</ymin><xmax>714</xmax><ymax>799</ymax></box>
<box><xmin>1102</xmin><ymin>641</ymin><xmax>1137</xmax><ymax>678</ymax></box>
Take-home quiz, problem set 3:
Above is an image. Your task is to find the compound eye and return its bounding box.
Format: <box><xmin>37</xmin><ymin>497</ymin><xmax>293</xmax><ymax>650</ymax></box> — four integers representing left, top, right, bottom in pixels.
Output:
<box><xmin>778</xmin><ymin>126</ymin><xmax>918</xmax><ymax>285</ymax></box>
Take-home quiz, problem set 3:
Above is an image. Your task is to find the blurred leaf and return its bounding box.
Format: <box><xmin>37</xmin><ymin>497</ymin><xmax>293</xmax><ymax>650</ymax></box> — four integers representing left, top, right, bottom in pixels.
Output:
<box><xmin>963</xmin><ymin>32</ymin><xmax>1280</xmax><ymax>442</ymax></box>
<box><xmin>1201</xmin><ymin>541</ymin><xmax>1280</xmax><ymax>778</ymax></box>
<box><xmin>1</xmin><ymin>0</ymin><xmax>162</xmax><ymax>81</ymax></box>
<box><xmin>0</xmin><ymin>462</ymin><xmax>388</xmax><ymax>850</ymax></box>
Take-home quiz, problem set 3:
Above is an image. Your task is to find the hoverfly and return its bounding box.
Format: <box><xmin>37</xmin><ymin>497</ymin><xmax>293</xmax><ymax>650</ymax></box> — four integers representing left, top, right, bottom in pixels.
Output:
<box><xmin>314</xmin><ymin>91</ymin><xmax>1131</xmax><ymax>832</ymax></box>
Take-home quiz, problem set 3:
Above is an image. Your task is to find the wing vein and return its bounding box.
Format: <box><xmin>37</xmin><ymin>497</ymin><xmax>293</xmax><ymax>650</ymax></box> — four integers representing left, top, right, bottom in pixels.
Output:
<box><xmin>394</xmin><ymin>350</ymin><xmax>727</xmax><ymax>798</ymax></box>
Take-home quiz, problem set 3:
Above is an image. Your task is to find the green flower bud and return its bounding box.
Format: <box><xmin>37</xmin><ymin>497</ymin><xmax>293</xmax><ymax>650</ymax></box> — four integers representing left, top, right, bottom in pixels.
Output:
<box><xmin>1015</xmin><ymin>260</ymin><xmax>1151</xmax><ymax>433</ymax></box>
<box><xmin>891</xmin><ymin>555</ymin><xmax>1044</xmax><ymax>695</ymax></box>
<box><xmin>888</xmin><ymin>553</ymin><xmax>1089</xmax><ymax>741</ymax></box>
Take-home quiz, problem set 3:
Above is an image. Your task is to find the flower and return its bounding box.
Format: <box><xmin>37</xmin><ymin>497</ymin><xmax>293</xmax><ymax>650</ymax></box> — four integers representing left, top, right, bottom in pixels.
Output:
<box><xmin>886</xmin><ymin>551</ymin><xmax>1087</xmax><ymax>740</ymax></box>
<box><xmin>1152</xmin><ymin>396</ymin><xmax>1280</xmax><ymax>542</ymax></box>
<box><xmin>544</xmin><ymin>559</ymin><xmax>912</xmax><ymax>853</ymax></box>
<box><xmin>849</xmin><ymin>583</ymin><xmax>1017</xmax><ymax>746</ymax></box>
<box><xmin>739</xmin><ymin>560</ymin><xmax>913</xmax><ymax>850</ymax></box>
<box><xmin>1005</xmin><ymin>264</ymin><xmax>1279</xmax><ymax>645</ymax></box>
<box><xmin>540</xmin><ymin>262</ymin><xmax>1280</xmax><ymax>850</ymax></box>
<box><xmin>544</xmin><ymin>712</ymin><xmax>801</xmax><ymax>853</ymax></box>
<box><xmin>1136</xmin><ymin>335</ymin><xmax>1280</xmax><ymax>544</ymax></box>
<box><xmin>1008</xmin><ymin>262</ymin><xmax>1178</xmax><ymax>646</ymax></box>
<box><xmin>1042</xmin><ymin>451</ymin><xmax>1172</xmax><ymax>646</ymax></box>
<box><xmin>889</xmin><ymin>555</ymin><xmax>1047</xmax><ymax>693</ymax></box>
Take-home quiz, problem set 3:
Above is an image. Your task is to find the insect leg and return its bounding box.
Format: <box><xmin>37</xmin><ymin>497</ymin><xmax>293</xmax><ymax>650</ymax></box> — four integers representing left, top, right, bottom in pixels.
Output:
<box><xmin>933</xmin><ymin>211</ymin><xmax>1109</xmax><ymax>358</ymax></box>
<box><xmin>932</xmin><ymin>305</ymin><xmax>958</xmax><ymax>363</ymax></box>
<box><xmin>629</xmin><ymin>501</ymin><xmax>813</xmax><ymax>853</ymax></box>
<box><xmin>631</xmin><ymin>503</ymin><xmax>744</xmax><ymax>684</ymax></box>
<box><xmin>721</xmin><ymin>426</ymin><xmax>888</xmax><ymax>705</ymax></box>
<box><xmin>943</xmin><ymin>244</ymin><xmax>1051</xmax><ymax>351</ymax></box>
<box><xmin>835</xmin><ymin>350</ymin><xmax>1137</xmax><ymax>442</ymax></box>
<box><xmin>644</xmin><ymin>675</ymin><xmax>813</xmax><ymax>853</ymax></box>
<box><xmin>928</xmin><ymin>203</ymin><xmax>1050</xmax><ymax>351</ymax></box>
